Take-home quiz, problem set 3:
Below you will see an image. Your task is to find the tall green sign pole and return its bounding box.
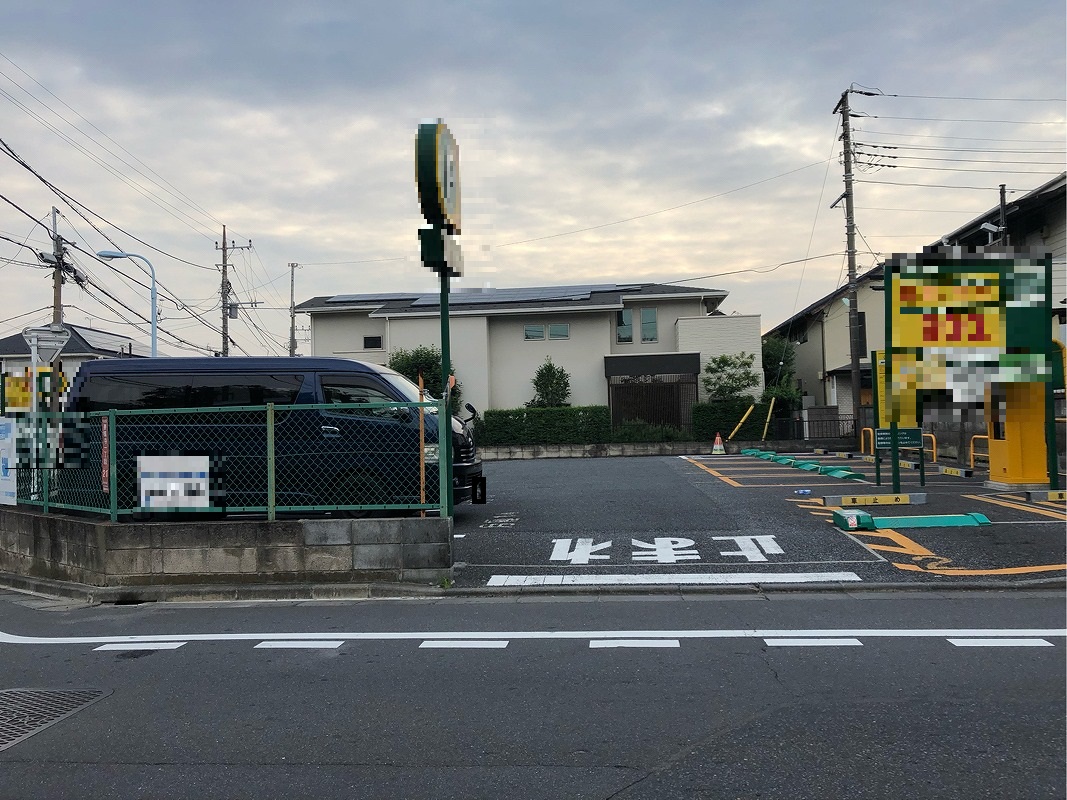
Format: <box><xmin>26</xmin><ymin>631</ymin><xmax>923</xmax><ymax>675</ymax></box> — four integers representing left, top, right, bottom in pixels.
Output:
<box><xmin>416</xmin><ymin>119</ymin><xmax>463</xmax><ymax>517</ymax></box>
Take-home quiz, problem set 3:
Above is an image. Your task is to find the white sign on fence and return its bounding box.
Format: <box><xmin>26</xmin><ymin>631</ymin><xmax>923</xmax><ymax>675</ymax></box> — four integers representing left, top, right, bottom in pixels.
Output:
<box><xmin>0</xmin><ymin>417</ymin><xmax>15</xmax><ymax>506</ymax></box>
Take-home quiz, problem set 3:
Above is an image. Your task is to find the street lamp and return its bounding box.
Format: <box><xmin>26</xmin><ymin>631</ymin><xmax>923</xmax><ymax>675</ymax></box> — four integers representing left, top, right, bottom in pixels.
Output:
<box><xmin>96</xmin><ymin>250</ymin><xmax>158</xmax><ymax>357</ymax></box>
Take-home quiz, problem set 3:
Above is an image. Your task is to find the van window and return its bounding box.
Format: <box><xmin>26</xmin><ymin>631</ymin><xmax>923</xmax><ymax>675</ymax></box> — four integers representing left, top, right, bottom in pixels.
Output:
<box><xmin>321</xmin><ymin>375</ymin><xmax>402</xmax><ymax>416</ymax></box>
<box><xmin>77</xmin><ymin>373</ymin><xmax>305</xmax><ymax>411</ymax></box>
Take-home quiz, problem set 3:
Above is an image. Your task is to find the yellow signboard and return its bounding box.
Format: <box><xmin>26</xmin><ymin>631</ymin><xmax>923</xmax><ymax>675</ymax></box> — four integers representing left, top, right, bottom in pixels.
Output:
<box><xmin>838</xmin><ymin>494</ymin><xmax>912</xmax><ymax>506</ymax></box>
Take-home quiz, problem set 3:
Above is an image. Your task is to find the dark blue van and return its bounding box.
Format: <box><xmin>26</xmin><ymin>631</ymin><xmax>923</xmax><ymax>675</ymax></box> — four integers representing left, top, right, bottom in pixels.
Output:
<box><xmin>62</xmin><ymin>356</ymin><xmax>483</xmax><ymax>516</ymax></box>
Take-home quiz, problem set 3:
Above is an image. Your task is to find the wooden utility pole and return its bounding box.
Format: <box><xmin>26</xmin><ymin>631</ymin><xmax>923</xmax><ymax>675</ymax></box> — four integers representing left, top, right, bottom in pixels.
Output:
<box><xmin>834</xmin><ymin>89</ymin><xmax>864</xmax><ymax>444</ymax></box>
<box><xmin>288</xmin><ymin>262</ymin><xmax>300</xmax><ymax>357</ymax></box>
<box><xmin>51</xmin><ymin>206</ymin><xmax>64</xmax><ymax>327</ymax></box>
<box><xmin>216</xmin><ymin>225</ymin><xmax>252</xmax><ymax>356</ymax></box>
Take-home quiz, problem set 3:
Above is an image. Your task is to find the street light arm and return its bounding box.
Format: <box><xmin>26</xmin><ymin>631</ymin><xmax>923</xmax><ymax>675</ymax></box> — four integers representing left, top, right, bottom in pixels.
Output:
<box><xmin>94</xmin><ymin>249</ymin><xmax>158</xmax><ymax>358</ymax></box>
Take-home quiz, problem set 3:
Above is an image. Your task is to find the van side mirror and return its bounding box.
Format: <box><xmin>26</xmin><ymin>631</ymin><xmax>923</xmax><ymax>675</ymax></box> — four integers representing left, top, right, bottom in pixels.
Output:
<box><xmin>462</xmin><ymin>402</ymin><xmax>478</xmax><ymax>423</ymax></box>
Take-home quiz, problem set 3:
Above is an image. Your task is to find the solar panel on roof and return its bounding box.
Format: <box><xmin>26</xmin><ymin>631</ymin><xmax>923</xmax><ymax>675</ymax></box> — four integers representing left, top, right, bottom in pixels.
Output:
<box><xmin>327</xmin><ymin>293</ymin><xmax>420</xmax><ymax>303</ymax></box>
<box><xmin>410</xmin><ymin>284</ymin><xmax>623</xmax><ymax>307</ymax></box>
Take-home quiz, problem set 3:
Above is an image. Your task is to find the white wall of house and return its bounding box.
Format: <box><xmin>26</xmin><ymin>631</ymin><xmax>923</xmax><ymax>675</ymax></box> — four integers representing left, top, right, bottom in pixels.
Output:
<box><xmin>487</xmin><ymin>313</ymin><xmax>611</xmax><ymax>409</ymax></box>
<box><xmin>609</xmin><ymin>297</ymin><xmax>705</xmax><ymax>354</ymax></box>
<box><xmin>676</xmin><ymin>314</ymin><xmax>764</xmax><ymax>401</ymax></box>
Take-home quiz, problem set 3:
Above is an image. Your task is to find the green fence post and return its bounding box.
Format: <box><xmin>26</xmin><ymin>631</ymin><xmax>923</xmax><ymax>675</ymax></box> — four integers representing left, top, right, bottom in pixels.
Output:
<box><xmin>266</xmin><ymin>403</ymin><xmax>276</xmax><ymax>521</ymax></box>
<box><xmin>438</xmin><ymin>398</ymin><xmax>449</xmax><ymax>516</ymax></box>
<box><xmin>108</xmin><ymin>410</ymin><xmax>118</xmax><ymax>522</ymax></box>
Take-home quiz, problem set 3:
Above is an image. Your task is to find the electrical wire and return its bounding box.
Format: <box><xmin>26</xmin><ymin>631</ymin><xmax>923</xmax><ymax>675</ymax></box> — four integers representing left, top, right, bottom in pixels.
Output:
<box><xmin>494</xmin><ymin>159</ymin><xmax>833</xmax><ymax>248</ymax></box>
<box><xmin>854</xmin><ymin>129</ymin><xmax>1061</xmax><ymax>144</ymax></box>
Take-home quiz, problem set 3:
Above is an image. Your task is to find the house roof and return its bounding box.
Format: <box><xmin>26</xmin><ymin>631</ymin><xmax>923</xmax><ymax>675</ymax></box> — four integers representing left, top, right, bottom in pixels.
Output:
<box><xmin>296</xmin><ymin>282</ymin><xmax>729</xmax><ymax>317</ymax></box>
<box><xmin>766</xmin><ymin>172</ymin><xmax>1067</xmax><ymax>338</ymax></box>
<box><xmin>0</xmin><ymin>323</ymin><xmax>153</xmax><ymax>359</ymax></box>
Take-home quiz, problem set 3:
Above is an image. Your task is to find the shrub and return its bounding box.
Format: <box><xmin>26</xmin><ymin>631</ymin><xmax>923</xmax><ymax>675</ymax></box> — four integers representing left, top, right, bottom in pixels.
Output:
<box><xmin>526</xmin><ymin>357</ymin><xmax>571</xmax><ymax>408</ymax></box>
<box><xmin>387</xmin><ymin>345</ymin><xmax>461</xmax><ymax>413</ymax></box>
<box><xmin>692</xmin><ymin>398</ymin><xmax>768</xmax><ymax>441</ymax></box>
<box><xmin>479</xmin><ymin>406</ymin><xmax>611</xmax><ymax>446</ymax></box>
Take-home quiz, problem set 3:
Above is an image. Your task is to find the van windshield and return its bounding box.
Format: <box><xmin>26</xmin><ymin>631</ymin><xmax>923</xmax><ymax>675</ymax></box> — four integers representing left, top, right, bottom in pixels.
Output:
<box><xmin>378</xmin><ymin>368</ymin><xmax>438</xmax><ymax>409</ymax></box>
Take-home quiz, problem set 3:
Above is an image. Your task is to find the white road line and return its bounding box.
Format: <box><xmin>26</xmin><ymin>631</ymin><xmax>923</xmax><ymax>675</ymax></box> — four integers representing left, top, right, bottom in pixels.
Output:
<box><xmin>486</xmin><ymin>572</ymin><xmax>862</xmax><ymax>586</ymax></box>
<box><xmin>589</xmin><ymin>639</ymin><xmax>680</xmax><ymax>649</ymax></box>
<box><xmin>764</xmin><ymin>638</ymin><xmax>863</xmax><ymax>647</ymax></box>
<box><xmin>419</xmin><ymin>640</ymin><xmax>509</xmax><ymax>649</ymax></box>
<box><xmin>93</xmin><ymin>642</ymin><xmax>186</xmax><ymax>651</ymax></box>
<box><xmin>453</xmin><ymin>534</ymin><xmax>466</xmax><ymax>538</ymax></box>
<box><xmin>4</xmin><ymin>628</ymin><xmax>1064</xmax><ymax>646</ymax></box>
<box><xmin>948</xmin><ymin>638</ymin><xmax>1055</xmax><ymax>647</ymax></box>
<box><xmin>253</xmin><ymin>641</ymin><xmax>345</xmax><ymax>649</ymax></box>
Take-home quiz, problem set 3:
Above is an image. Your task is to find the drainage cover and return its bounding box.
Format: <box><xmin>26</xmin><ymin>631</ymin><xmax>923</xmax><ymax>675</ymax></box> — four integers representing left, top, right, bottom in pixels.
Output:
<box><xmin>0</xmin><ymin>688</ymin><xmax>110</xmax><ymax>752</ymax></box>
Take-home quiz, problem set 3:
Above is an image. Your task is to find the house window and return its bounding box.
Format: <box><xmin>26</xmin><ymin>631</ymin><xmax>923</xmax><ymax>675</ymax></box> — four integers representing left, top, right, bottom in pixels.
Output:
<box><xmin>524</xmin><ymin>324</ymin><xmax>546</xmax><ymax>340</ymax></box>
<box><xmin>616</xmin><ymin>310</ymin><xmax>633</xmax><ymax>343</ymax></box>
<box><xmin>363</xmin><ymin>335</ymin><xmax>383</xmax><ymax>350</ymax></box>
<box><xmin>548</xmin><ymin>323</ymin><xmax>570</xmax><ymax>340</ymax></box>
<box><xmin>640</xmin><ymin>308</ymin><xmax>658</xmax><ymax>343</ymax></box>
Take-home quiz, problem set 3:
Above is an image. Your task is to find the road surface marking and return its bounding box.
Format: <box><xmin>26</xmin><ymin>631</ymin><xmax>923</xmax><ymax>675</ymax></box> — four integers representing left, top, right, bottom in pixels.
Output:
<box><xmin>947</xmin><ymin>638</ymin><xmax>1054</xmax><ymax>647</ymax></box>
<box><xmin>254</xmin><ymin>641</ymin><xmax>344</xmax><ymax>649</ymax></box>
<box><xmin>764</xmin><ymin>638</ymin><xmax>863</xmax><ymax>647</ymax></box>
<box><xmin>962</xmin><ymin>494</ymin><xmax>1066</xmax><ymax>521</ymax></box>
<box><xmin>93</xmin><ymin>642</ymin><xmax>186</xmax><ymax>651</ymax></box>
<box><xmin>895</xmin><ymin>563</ymin><xmax>1067</xmax><ymax>576</ymax></box>
<box><xmin>589</xmin><ymin>639</ymin><xmax>680</xmax><ymax>648</ymax></box>
<box><xmin>4</xmin><ymin>628</ymin><xmax>1065</xmax><ymax>646</ymax></box>
<box><xmin>486</xmin><ymin>572</ymin><xmax>862</xmax><ymax>586</ymax></box>
<box><xmin>419</xmin><ymin>640</ymin><xmax>509</xmax><ymax>649</ymax></box>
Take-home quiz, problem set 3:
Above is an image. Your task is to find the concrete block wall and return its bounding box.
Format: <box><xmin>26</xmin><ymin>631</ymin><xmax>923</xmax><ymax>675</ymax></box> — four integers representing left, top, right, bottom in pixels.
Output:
<box><xmin>0</xmin><ymin>508</ymin><xmax>452</xmax><ymax>587</ymax></box>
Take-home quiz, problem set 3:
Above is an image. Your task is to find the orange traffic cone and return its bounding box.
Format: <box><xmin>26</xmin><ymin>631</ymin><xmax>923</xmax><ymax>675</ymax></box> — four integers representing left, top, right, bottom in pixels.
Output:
<box><xmin>712</xmin><ymin>432</ymin><xmax>726</xmax><ymax>455</ymax></box>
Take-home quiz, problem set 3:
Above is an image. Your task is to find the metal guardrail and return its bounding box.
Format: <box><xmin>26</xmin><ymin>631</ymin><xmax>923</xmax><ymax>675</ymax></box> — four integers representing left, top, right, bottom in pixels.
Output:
<box><xmin>970</xmin><ymin>434</ymin><xmax>990</xmax><ymax>469</ymax></box>
<box><xmin>10</xmin><ymin>400</ymin><xmax>449</xmax><ymax>521</ymax></box>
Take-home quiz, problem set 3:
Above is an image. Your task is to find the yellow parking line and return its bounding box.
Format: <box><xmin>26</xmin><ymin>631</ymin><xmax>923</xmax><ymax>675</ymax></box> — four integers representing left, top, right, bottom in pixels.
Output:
<box><xmin>1038</xmin><ymin>500</ymin><xmax>1067</xmax><ymax>510</ymax></box>
<box><xmin>962</xmin><ymin>494</ymin><xmax>1067</xmax><ymax>521</ymax></box>
<box><xmin>896</xmin><ymin>562</ymin><xmax>1067</xmax><ymax>576</ymax></box>
<box><xmin>853</xmin><ymin>529</ymin><xmax>935</xmax><ymax>557</ymax></box>
<box><xmin>683</xmin><ymin>457</ymin><xmax>741</xmax><ymax>487</ymax></box>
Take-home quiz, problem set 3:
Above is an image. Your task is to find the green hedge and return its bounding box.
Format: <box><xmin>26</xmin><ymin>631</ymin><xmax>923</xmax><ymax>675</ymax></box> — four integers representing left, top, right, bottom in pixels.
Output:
<box><xmin>475</xmin><ymin>402</ymin><xmax>774</xmax><ymax>446</ymax></box>
<box><xmin>692</xmin><ymin>399</ymin><xmax>769</xmax><ymax>441</ymax></box>
<box><xmin>476</xmin><ymin>406</ymin><xmax>611</xmax><ymax>446</ymax></box>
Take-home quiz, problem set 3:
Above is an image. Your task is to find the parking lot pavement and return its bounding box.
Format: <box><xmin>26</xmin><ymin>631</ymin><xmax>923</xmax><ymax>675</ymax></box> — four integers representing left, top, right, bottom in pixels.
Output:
<box><xmin>451</xmin><ymin>453</ymin><xmax>1066</xmax><ymax>590</ymax></box>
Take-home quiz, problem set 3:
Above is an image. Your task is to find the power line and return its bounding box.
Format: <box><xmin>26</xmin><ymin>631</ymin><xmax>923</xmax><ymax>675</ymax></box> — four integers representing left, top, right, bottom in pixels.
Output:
<box><xmin>661</xmin><ymin>252</ymin><xmax>847</xmax><ymax>286</ymax></box>
<box><xmin>495</xmin><ymin>159</ymin><xmax>832</xmax><ymax>247</ymax></box>
<box><xmin>854</xmin><ymin>128</ymin><xmax>1061</xmax><ymax>144</ymax></box>
<box><xmin>855</xmin><ymin>114</ymin><xmax>1064</xmax><ymax>125</ymax></box>
<box><xmin>854</xmin><ymin>179</ymin><xmax>1030</xmax><ymax>190</ymax></box>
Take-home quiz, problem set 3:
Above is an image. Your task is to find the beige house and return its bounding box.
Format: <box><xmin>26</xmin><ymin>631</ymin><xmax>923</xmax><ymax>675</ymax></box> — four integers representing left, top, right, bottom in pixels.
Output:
<box><xmin>296</xmin><ymin>283</ymin><xmax>763</xmax><ymax>425</ymax></box>
<box><xmin>767</xmin><ymin>172</ymin><xmax>1067</xmax><ymax>420</ymax></box>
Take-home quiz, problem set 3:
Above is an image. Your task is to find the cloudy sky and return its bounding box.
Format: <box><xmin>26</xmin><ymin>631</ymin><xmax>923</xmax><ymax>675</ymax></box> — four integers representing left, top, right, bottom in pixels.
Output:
<box><xmin>1</xmin><ymin>1</ymin><xmax>1063</xmax><ymax>356</ymax></box>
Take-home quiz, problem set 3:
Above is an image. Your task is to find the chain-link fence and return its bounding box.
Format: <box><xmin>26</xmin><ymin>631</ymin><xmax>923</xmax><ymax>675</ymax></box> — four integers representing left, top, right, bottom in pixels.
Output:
<box><xmin>7</xmin><ymin>400</ymin><xmax>448</xmax><ymax>520</ymax></box>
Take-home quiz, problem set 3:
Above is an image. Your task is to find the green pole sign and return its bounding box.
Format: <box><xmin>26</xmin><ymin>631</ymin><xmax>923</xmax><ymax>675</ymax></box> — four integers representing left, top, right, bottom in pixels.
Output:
<box><xmin>416</xmin><ymin>118</ymin><xmax>463</xmax><ymax>516</ymax></box>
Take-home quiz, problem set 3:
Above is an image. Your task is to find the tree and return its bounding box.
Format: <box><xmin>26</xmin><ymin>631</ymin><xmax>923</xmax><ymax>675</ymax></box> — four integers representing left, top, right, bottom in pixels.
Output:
<box><xmin>760</xmin><ymin>335</ymin><xmax>801</xmax><ymax>414</ymax></box>
<box><xmin>761</xmin><ymin>335</ymin><xmax>796</xmax><ymax>388</ymax></box>
<box><xmin>526</xmin><ymin>357</ymin><xmax>571</xmax><ymax>408</ymax></box>
<box><xmin>387</xmin><ymin>345</ymin><xmax>461</xmax><ymax>412</ymax></box>
<box><xmin>701</xmin><ymin>352</ymin><xmax>760</xmax><ymax>401</ymax></box>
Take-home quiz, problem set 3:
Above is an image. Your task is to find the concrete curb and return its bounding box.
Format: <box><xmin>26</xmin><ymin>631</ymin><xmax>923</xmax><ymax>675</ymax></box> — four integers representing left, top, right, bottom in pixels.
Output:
<box><xmin>1</xmin><ymin>571</ymin><xmax>1063</xmax><ymax>605</ymax></box>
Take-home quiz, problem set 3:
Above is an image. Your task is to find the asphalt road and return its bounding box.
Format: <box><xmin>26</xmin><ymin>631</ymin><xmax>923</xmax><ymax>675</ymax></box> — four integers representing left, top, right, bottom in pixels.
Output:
<box><xmin>451</xmin><ymin>454</ymin><xmax>1066</xmax><ymax>589</ymax></box>
<box><xmin>1</xmin><ymin>589</ymin><xmax>1064</xmax><ymax>799</ymax></box>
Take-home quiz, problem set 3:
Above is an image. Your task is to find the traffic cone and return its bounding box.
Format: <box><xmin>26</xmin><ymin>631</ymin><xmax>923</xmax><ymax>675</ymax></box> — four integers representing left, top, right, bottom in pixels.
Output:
<box><xmin>712</xmin><ymin>431</ymin><xmax>726</xmax><ymax>455</ymax></box>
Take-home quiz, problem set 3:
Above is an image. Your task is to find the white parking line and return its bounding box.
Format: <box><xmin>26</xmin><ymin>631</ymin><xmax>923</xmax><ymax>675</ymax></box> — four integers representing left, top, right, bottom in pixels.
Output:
<box><xmin>93</xmin><ymin>642</ymin><xmax>186</xmax><ymax>651</ymax></box>
<box><xmin>764</xmin><ymin>638</ymin><xmax>863</xmax><ymax>647</ymax></box>
<box><xmin>254</xmin><ymin>641</ymin><xmax>345</xmax><ymax>649</ymax></box>
<box><xmin>947</xmin><ymin>638</ymin><xmax>1054</xmax><ymax>647</ymax></box>
<box><xmin>486</xmin><ymin>572</ymin><xmax>862</xmax><ymax>586</ymax></box>
<box><xmin>589</xmin><ymin>640</ymin><xmax>680</xmax><ymax>649</ymax></box>
<box><xmin>419</xmin><ymin>640</ymin><xmax>509</xmax><ymax>649</ymax></box>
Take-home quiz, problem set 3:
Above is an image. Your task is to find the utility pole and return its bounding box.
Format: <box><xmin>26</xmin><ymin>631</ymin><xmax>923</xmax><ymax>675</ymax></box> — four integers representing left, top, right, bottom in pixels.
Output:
<box><xmin>215</xmin><ymin>225</ymin><xmax>252</xmax><ymax>356</ymax></box>
<box><xmin>834</xmin><ymin>89</ymin><xmax>864</xmax><ymax>444</ymax></box>
<box><xmin>288</xmin><ymin>262</ymin><xmax>300</xmax><ymax>357</ymax></box>
<box><xmin>51</xmin><ymin>206</ymin><xmax>64</xmax><ymax>327</ymax></box>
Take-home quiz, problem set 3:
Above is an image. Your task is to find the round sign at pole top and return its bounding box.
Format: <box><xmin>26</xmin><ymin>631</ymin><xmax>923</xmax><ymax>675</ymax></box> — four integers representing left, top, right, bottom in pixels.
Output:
<box><xmin>416</xmin><ymin>119</ymin><xmax>461</xmax><ymax>233</ymax></box>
